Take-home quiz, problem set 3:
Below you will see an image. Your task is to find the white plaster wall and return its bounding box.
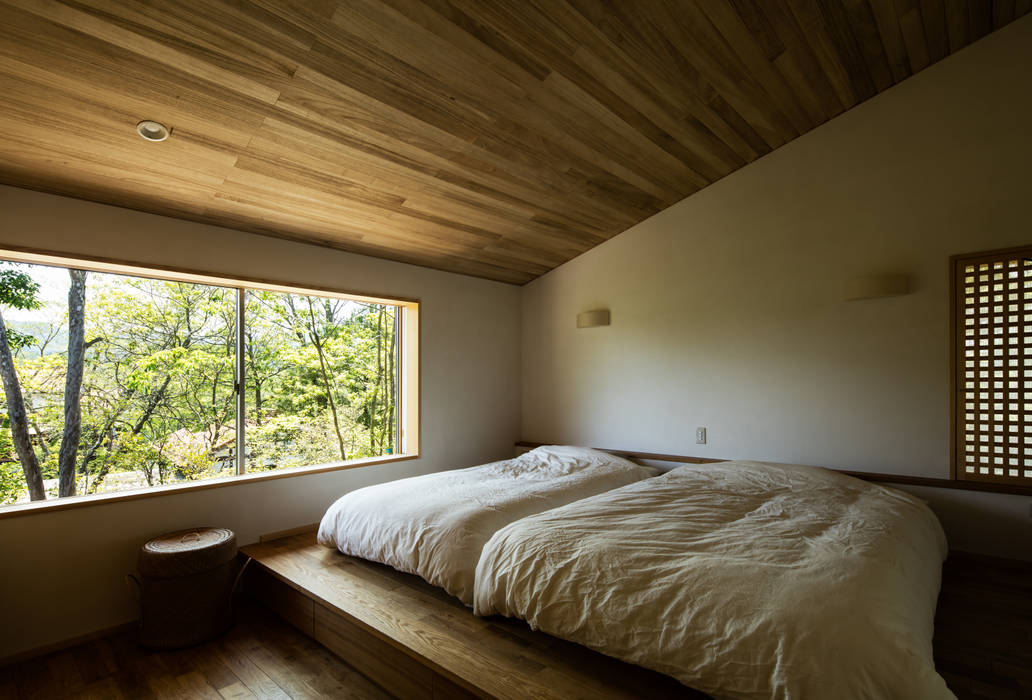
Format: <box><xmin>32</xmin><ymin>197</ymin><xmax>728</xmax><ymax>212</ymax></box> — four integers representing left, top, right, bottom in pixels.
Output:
<box><xmin>521</xmin><ymin>17</ymin><xmax>1032</xmax><ymax>560</ymax></box>
<box><xmin>0</xmin><ymin>186</ymin><xmax>521</xmax><ymax>659</ymax></box>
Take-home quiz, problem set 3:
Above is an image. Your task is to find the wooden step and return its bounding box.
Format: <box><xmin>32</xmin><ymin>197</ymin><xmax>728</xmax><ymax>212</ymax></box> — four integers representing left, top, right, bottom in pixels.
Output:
<box><xmin>241</xmin><ymin>533</ymin><xmax>703</xmax><ymax>700</ymax></box>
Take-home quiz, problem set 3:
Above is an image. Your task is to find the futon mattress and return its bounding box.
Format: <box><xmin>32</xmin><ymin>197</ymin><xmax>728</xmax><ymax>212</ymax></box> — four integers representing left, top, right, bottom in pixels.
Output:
<box><xmin>474</xmin><ymin>460</ymin><xmax>952</xmax><ymax>700</ymax></box>
<box><xmin>318</xmin><ymin>445</ymin><xmax>658</xmax><ymax>605</ymax></box>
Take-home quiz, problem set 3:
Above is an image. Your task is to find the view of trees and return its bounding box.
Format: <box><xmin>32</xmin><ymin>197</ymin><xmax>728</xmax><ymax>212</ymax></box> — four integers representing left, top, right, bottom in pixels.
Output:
<box><xmin>0</xmin><ymin>262</ymin><xmax>399</xmax><ymax>506</ymax></box>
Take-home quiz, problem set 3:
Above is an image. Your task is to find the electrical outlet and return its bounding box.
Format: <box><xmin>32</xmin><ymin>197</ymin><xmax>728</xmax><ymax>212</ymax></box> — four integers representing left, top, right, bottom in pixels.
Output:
<box><xmin>696</xmin><ymin>427</ymin><xmax>706</xmax><ymax>445</ymax></box>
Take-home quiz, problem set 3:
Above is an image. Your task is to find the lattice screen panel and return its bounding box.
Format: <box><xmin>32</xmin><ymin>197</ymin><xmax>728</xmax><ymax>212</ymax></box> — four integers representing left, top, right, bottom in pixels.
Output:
<box><xmin>956</xmin><ymin>248</ymin><xmax>1032</xmax><ymax>485</ymax></box>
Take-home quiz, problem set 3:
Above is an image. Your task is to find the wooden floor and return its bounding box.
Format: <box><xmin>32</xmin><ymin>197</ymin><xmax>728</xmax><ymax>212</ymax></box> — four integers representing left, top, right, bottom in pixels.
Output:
<box><xmin>2</xmin><ymin>542</ymin><xmax>1028</xmax><ymax>700</ymax></box>
<box><xmin>933</xmin><ymin>554</ymin><xmax>1032</xmax><ymax>699</ymax></box>
<box><xmin>0</xmin><ymin>601</ymin><xmax>389</xmax><ymax>700</ymax></box>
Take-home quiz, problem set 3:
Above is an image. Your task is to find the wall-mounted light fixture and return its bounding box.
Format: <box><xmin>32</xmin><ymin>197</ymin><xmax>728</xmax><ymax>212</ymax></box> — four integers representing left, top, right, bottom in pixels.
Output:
<box><xmin>844</xmin><ymin>274</ymin><xmax>910</xmax><ymax>301</ymax></box>
<box><xmin>577</xmin><ymin>309</ymin><xmax>610</xmax><ymax>328</ymax></box>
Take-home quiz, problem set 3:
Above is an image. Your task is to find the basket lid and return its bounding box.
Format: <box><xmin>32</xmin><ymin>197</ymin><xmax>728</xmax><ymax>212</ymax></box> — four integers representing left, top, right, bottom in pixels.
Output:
<box><xmin>138</xmin><ymin>527</ymin><xmax>236</xmax><ymax>578</ymax></box>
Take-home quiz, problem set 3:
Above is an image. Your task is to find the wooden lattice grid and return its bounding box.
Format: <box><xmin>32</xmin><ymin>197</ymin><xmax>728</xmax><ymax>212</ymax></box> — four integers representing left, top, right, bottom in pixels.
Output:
<box><xmin>954</xmin><ymin>247</ymin><xmax>1032</xmax><ymax>485</ymax></box>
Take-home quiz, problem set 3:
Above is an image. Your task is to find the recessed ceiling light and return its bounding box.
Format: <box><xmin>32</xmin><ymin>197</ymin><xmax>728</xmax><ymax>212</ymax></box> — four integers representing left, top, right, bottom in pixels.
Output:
<box><xmin>136</xmin><ymin>120</ymin><xmax>170</xmax><ymax>142</ymax></box>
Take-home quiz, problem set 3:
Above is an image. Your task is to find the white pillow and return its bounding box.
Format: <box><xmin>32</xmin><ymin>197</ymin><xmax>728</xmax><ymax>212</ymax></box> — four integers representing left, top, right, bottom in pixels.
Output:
<box><xmin>515</xmin><ymin>444</ymin><xmax>644</xmax><ymax>476</ymax></box>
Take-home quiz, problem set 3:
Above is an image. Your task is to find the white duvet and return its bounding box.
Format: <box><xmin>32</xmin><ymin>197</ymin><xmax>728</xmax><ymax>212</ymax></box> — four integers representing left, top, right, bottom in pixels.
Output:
<box><xmin>474</xmin><ymin>460</ymin><xmax>952</xmax><ymax>700</ymax></box>
<box><xmin>317</xmin><ymin>445</ymin><xmax>657</xmax><ymax>605</ymax></box>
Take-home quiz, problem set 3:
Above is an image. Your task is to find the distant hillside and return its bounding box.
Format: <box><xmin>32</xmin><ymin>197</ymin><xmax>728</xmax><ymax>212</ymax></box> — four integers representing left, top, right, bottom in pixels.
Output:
<box><xmin>6</xmin><ymin>320</ymin><xmax>67</xmax><ymax>356</ymax></box>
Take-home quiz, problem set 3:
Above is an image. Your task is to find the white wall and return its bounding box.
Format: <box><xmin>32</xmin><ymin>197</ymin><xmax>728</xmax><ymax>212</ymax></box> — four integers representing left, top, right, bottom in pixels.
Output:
<box><xmin>522</xmin><ymin>17</ymin><xmax>1032</xmax><ymax>559</ymax></box>
<box><xmin>0</xmin><ymin>186</ymin><xmax>521</xmax><ymax>659</ymax></box>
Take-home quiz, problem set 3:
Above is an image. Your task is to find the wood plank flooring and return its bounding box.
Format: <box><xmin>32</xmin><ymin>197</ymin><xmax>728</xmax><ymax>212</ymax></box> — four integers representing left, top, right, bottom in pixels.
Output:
<box><xmin>0</xmin><ymin>601</ymin><xmax>391</xmax><ymax>700</ymax></box>
<box><xmin>933</xmin><ymin>553</ymin><xmax>1032</xmax><ymax>699</ymax></box>
<box><xmin>2</xmin><ymin>542</ymin><xmax>1028</xmax><ymax>699</ymax></box>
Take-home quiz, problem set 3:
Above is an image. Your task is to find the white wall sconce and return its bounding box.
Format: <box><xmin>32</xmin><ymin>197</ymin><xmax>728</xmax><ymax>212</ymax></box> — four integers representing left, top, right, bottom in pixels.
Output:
<box><xmin>577</xmin><ymin>309</ymin><xmax>610</xmax><ymax>328</ymax></box>
<box><xmin>844</xmin><ymin>274</ymin><xmax>910</xmax><ymax>301</ymax></box>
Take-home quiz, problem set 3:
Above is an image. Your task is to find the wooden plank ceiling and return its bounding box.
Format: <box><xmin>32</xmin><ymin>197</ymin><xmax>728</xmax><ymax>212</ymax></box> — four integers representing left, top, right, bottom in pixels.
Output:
<box><xmin>0</xmin><ymin>1</ymin><xmax>1027</xmax><ymax>284</ymax></box>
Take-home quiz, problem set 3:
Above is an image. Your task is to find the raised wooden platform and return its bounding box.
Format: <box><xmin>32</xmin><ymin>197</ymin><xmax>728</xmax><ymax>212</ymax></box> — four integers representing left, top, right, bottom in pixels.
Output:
<box><xmin>241</xmin><ymin>533</ymin><xmax>704</xmax><ymax>700</ymax></box>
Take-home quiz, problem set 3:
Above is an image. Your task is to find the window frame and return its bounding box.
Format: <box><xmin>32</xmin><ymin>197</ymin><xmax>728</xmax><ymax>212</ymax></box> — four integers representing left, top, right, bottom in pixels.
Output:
<box><xmin>0</xmin><ymin>246</ymin><xmax>420</xmax><ymax>519</ymax></box>
<box><xmin>950</xmin><ymin>244</ymin><xmax>1032</xmax><ymax>489</ymax></box>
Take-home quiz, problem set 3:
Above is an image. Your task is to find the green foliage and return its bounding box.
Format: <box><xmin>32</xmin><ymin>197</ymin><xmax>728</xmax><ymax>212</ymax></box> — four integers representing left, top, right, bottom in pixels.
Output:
<box><xmin>0</xmin><ymin>461</ymin><xmax>23</xmax><ymax>504</ymax></box>
<box><xmin>0</xmin><ymin>265</ymin><xmax>42</xmax><ymax>311</ymax></box>
<box><xmin>247</xmin><ymin>415</ymin><xmax>346</xmax><ymax>471</ymax></box>
<box><xmin>0</xmin><ymin>426</ymin><xmax>25</xmax><ymax>503</ymax></box>
<box><xmin>0</xmin><ymin>264</ymin><xmax>44</xmax><ymax>351</ymax></box>
<box><xmin>4</xmin><ymin>328</ymin><xmax>37</xmax><ymax>351</ymax></box>
<box><xmin>0</xmin><ymin>265</ymin><xmax>399</xmax><ymax>505</ymax></box>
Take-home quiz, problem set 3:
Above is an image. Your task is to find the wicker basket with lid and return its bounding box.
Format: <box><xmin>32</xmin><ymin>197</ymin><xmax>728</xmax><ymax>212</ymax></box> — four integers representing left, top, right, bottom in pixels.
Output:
<box><xmin>135</xmin><ymin>527</ymin><xmax>238</xmax><ymax>648</ymax></box>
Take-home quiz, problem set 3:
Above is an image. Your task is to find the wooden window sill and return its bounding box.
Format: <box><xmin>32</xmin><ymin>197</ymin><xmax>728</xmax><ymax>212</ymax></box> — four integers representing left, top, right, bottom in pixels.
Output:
<box><xmin>0</xmin><ymin>453</ymin><xmax>419</xmax><ymax>520</ymax></box>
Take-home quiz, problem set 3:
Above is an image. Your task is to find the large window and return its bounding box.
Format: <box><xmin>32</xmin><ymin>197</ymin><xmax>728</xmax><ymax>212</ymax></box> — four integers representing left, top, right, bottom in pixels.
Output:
<box><xmin>244</xmin><ymin>290</ymin><xmax>400</xmax><ymax>471</ymax></box>
<box><xmin>953</xmin><ymin>246</ymin><xmax>1032</xmax><ymax>486</ymax></box>
<box><xmin>0</xmin><ymin>253</ymin><xmax>418</xmax><ymax>509</ymax></box>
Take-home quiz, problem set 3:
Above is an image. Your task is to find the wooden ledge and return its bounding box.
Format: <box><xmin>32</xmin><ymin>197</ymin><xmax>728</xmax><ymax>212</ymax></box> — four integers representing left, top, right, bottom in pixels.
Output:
<box><xmin>241</xmin><ymin>533</ymin><xmax>702</xmax><ymax>700</ymax></box>
<box><xmin>515</xmin><ymin>442</ymin><xmax>1032</xmax><ymax>497</ymax></box>
<box><xmin>0</xmin><ymin>454</ymin><xmax>418</xmax><ymax>521</ymax></box>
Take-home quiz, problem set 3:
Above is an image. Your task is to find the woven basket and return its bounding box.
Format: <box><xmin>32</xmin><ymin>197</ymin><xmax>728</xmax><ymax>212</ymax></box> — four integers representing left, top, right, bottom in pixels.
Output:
<box><xmin>134</xmin><ymin>527</ymin><xmax>238</xmax><ymax>649</ymax></box>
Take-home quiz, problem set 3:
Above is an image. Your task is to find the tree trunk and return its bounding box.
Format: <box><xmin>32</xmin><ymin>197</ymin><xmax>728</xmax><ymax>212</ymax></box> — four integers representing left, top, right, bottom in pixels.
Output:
<box><xmin>245</xmin><ymin>331</ymin><xmax>263</xmax><ymax>424</ymax></box>
<box><xmin>81</xmin><ymin>403</ymin><xmax>128</xmax><ymax>492</ymax></box>
<box><xmin>30</xmin><ymin>418</ymin><xmax>50</xmax><ymax>460</ymax></box>
<box><xmin>369</xmin><ymin>307</ymin><xmax>383</xmax><ymax>453</ymax></box>
<box><xmin>306</xmin><ymin>298</ymin><xmax>346</xmax><ymax>461</ymax></box>
<box><xmin>58</xmin><ymin>269</ymin><xmax>87</xmax><ymax>498</ymax></box>
<box><xmin>387</xmin><ymin>310</ymin><xmax>396</xmax><ymax>452</ymax></box>
<box><xmin>88</xmin><ymin>370</ymin><xmax>172</xmax><ymax>492</ymax></box>
<box><xmin>132</xmin><ymin>375</ymin><xmax>171</xmax><ymax>435</ymax></box>
<box><xmin>0</xmin><ymin>308</ymin><xmax>45</xmax><ymax>500</ymax></box>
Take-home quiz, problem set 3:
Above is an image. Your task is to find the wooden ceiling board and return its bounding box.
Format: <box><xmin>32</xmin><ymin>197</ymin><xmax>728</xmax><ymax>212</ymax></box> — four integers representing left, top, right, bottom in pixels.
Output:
<box><xmin>0</xmin><ymin>0</ymin><xmax>1025</xmax><ymax>284</ymax></box>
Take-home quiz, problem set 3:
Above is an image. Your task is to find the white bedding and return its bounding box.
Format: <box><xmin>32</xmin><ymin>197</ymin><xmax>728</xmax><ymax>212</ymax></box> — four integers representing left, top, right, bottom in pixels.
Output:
<box><xmin>474</xmin><ymin>460</ymin><xmax>952</xmax><ymax>700</ymax></box>
<box><xmin>317</xmin><ymin>445</ymin><xmax>657</xmax><ymax>605</ymax></box>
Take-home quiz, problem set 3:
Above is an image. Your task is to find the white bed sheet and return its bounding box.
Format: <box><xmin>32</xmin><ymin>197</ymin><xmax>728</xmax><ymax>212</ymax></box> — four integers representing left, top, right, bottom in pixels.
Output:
<box><xmin>474</xmin><ymin>460</ymin><xmax>952</xmax><ymax>700</ymax></box>
<box><xmin>317</xmin><ymin>445</ymin><xmax>658</xmax><ymax>605</ymax></box>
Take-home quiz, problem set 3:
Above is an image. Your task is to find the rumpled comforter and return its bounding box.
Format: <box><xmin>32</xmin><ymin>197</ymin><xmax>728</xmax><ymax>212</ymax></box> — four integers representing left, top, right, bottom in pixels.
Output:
<box><xmin>317</xmin><ymin>445</ymin><xmax>658</xmax><ymax>605</ymax></box>
<box><xmin>474</xmin><ymin>460</ymin><xmax>952</xmax><ymax>699</ymax></box>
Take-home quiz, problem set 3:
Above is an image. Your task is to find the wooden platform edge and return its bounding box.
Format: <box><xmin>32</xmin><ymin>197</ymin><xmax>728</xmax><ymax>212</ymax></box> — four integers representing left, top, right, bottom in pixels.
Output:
<box><xmin>240</xmin><ymin>534</ymin><xmax>699</xmax><ymax>700</ymax></box>
<box><xmin>258</xmin><ymin>522</ymin><xmax>319</xmax><ymax>544</ymax></box>
<box><xmin>241</xmin><ymin>540</ymin><xmax>485</xmax><ymax>700</ymax></box>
